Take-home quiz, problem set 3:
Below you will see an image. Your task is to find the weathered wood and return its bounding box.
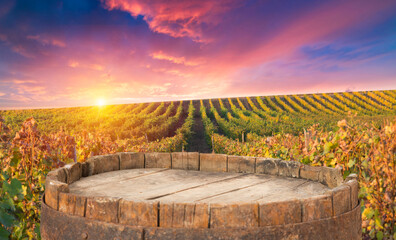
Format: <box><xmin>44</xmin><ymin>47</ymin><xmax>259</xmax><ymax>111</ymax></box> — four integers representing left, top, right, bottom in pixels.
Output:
<box><xmin>346</xmin><ymin>179</ymin><xmax>359</xmax><ymax>209</ymax></box>
<box><xmin>200</xmin><ymin>153</ymin><xmax>227</xmax><ymax>172</ymax></box>
<box><xmin>227</xmin><ymin>155</ymin><xmax>255</xmax><ymax>173</ymax></box>
<box><xmin>119</xmin><ymin>152</ymin><xmax>145</xmax><ymax>170</ymax></box>
<box><xmin>86</xmin><ymin>196</ymin><xmax>120</xmax><ymax>223</ymax></box>
<box><xmin>45</xmin><ymin>179</ymin><xmax>69</xmax><ymax>211</ymax></box>
<box><xmin>119</xmin><ymin>200</ymin><xmax>158</xmax><ymax>227</ymax></box>
<box><xmin>171</xmin><ymin>152</ymin><xmax>199</xmax><ymax>171</ymax></box>
<box><xmin>145</xmin><ymin>152</ymin><xmax>171</xmax><ymax>168</ymax></box>
<box><xmin>87</xmin><ymin>154</ymin><xmax>120</xmax><ymax>175</ymax></box>
<box><xmin>42</xmin><ymin>152</ymin><xmax>361</xmax><ymax>240</ymax></box>
<box><xmin>301</xmin><ymin>194</ymin><xmax>333</xmax><ymax>221</ymax></box>
<box><xmin>256</xmin><ymin>158</ymin><xmax>280</xmax><ymax>175</ymax></box>
<box><xmin>332</xmin><ymin>184</ymin><xmax>351</xmax><ymax>216</ymax></box>
<box><xmin>300</xmin><ymin>165</ymin><xmax>321</xmax><ymax>181</ymax></box>
<box><xmin>278</xmin><ymin>160</ymin><xmax>301</xmax><ymax>178</ymax></box>
<box><xmin>320</xmin><ymin>166</ymin><xmax>343</xmax><ymax>188</ymax></box>
<box><xmin>259</xmin><ymin>199</ymin><xmax>302</xmax><ymax>226</ymax></box>
<box><xmin>157</xmin><ymin>174</ymin><xmax>274</xmax><ymax>203</ymax></box>
<box><xmin>210</xmin><ymin>203</ymin><xmax>259</xmax><ymax>228</ymax></box>
<box><xmin>70</xmin><ymin>168</ymin><xmax>166</xmax><ymax>194</ymax></box>
<box><xmin>58</xmin><ymin>192</ymin><xmax>86</xmax><ymax>217</ymax></box>
<box><xmin>41</xmin><ymin>201</ymin><xmax>362</xmax><ymax>240</ymax></box>
<box><xmin>160</xmin><ymin>202</ymin><xmax>209</xmax><ymax>228</ymax></box>
<box><xmin>64</xmin><ymin>162</ymin><xmax>82</xmax><ymax>184</ymax></box>
<box><xmin>68</xmin><ymin>169</ymin><xmax>329</xmax><ymax>204</ymax></box>
<box><xmin>46</xmin><ymin>167</ymin><xmax>67</xmax><ymax>183</ymax></box>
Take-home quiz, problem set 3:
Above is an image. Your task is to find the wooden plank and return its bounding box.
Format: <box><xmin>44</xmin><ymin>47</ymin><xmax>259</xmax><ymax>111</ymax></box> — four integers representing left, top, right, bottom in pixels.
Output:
<box><xmin>69</xmin><ymin>168</ymin><xmax>167</xmax><ymax>194</ymax></box>
<box><xmin>71</xmin><ymin>169</ymin><xmax>242</xmax><ymax>201</ymax></box>
<box><xmin>199</xmin><ymin>178</ymin><xmax>310</xmax><ymax>203</ymax></box>
<box><xmin>68</xmin><ymin>169</ymin><xmax>330</xmax><ymax>204</ymax></box>
<box><xmin>158</xmin><ymin>174</ymin><xmax>275</xmax><ymax>203</ymax></box>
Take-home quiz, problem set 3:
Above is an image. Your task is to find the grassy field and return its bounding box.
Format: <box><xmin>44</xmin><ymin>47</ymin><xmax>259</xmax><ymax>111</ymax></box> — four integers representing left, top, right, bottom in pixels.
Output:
<box><xmin>1</xmin><ymin>89</ymin><xmax>395</xmax><ymax>239</ymax></box>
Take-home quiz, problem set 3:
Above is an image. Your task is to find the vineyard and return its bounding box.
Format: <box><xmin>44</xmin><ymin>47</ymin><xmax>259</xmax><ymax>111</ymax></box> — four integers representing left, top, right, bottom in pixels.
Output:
<box><xmin>0</xmin><ymin>89</ymin><xmax>396</xmax><ymax>239</ymax></box>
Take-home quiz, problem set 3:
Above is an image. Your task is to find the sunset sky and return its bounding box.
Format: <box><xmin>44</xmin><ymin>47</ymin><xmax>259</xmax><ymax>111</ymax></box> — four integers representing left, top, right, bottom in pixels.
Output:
<box><xmin>1</xmin><ymin>0</ymin><xmax>396</xmax><ymax>109</ymax></box>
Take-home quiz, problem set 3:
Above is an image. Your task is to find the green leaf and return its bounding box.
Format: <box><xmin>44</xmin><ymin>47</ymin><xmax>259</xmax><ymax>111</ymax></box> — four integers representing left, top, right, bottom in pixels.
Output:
<box><xmin>363</xmin><ymin>207</ymin><xmax>375</xmax><ymax>219</ymax></box>
<box><xmin>0</xmin><ymin>226</ymin><xmax>10</xmax><ymax>240</ymax></box>
<box><xmin>0</xmin><ymin>209</ymin><xmax>15</xmax><ymax>228</ymax></box>
<box><xmin>10</xmin><ymin>148</ymin><xmax>23</xmax><ymax>168</ymax></box>
<box><xmin>347</xmin><ymin>159</ymin><xmax>355</xmax><ymax>168</ymax></box>
<box><xmin>34</xmin><ymin>223</ymin><xmax>41</xmax><ymax>239</ymax></box>
<box><xmin>0</xmin><ymin>172</ymin><xmax>9</xmax><ymax>181</ymax></box>
<box><xmin>369</xmin><ymin>229</ymin><xmax>375</xmax><ymax>239</ymax></box>
<box><xmin>3</xmin><ymin>178</ymin><xmax>23</xmax><ymax>199</ymax></box>
<box><xmin>374</xmin><ymin>216</ymin><xmax>382</xmax><ymax>229</ymax></box>
<box><xmin>361</xmin><ymin>159</ymin><xmax>368</xmax><ymax>169</ymax></box>
<box><xmin>323</xmin><ymin>142</ymin><xmax>332</xmax><ymax>154</ymax></box>
<box><xmin>0</xmin><ymin>197</ymin><xmax>15</xmax><ymax>212</ymax></box>
<box><xmin>359</xmin><ymin>186</ymin><xmax>367</xmax><ymax>199</ymax></box>
<box><xmin>376</xmin><ymin>231</ymin><xmax>383</xmax><ymax>240</ymax></box>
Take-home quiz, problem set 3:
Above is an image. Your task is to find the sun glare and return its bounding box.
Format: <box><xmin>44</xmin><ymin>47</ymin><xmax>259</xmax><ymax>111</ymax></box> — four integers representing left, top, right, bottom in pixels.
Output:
<box><xmin>96</xmin><ymin>98</ymin><xmax>106</xmax><ymax>107</ymax></box>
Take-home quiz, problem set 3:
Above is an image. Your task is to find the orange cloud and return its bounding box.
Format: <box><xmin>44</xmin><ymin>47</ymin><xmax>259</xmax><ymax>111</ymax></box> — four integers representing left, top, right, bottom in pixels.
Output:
<box><xmin>150</xmin><ymin>51</ymin><xmax>203</xmax><ymax>66</ymax></box>
<box><xmin>68</xmin><ymin>60</ymin><xmax>79</xmax><ymax>68</ymax></box>
<box><xmin>68</xmin><ymin>60</ymin><xmax>104</xmax><ymax>71</ymax></box>
<box><xmin>89</xmin><ymin>64</ymin><xmax>104</xmax><ymax>71</ymax></box>
<box><xmin>12</xmin><ymin>80</ymin><xmax>37</xmax><ymax>84</ymax></box>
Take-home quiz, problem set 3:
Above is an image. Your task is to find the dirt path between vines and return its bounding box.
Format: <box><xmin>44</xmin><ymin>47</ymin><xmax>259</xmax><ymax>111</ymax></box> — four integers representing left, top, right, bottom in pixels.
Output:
<box><xmin>186</xmin><ymin>101</ymin><xmax>212</xmax><ymax>153</ymax></box>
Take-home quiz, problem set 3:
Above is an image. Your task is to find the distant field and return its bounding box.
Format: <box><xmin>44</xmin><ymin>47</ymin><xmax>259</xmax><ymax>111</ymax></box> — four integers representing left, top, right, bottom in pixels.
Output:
<box><xmin>1</xmin><ymin>89</ymin><xmax>395</xmax><ymax>150</ymax></box>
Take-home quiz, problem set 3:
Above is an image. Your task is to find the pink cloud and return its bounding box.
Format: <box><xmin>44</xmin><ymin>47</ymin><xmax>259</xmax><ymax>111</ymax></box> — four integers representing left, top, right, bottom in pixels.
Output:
<box><xmin>7</xmin><ymin>93</ymin><xmax>31</xmax><ymax>103</ymax></box>
<box><xmin>102</xmin><ymin>0</ymin><xmax>242</xmax><ymax>41</ymax></box>
<box><xmin>16</xmin><ymin>85</ymin><xmax>46</xmax><ymax>95</ymax></box>
<box><xmin>0</xmin><ymin>34</ymin><xmax>7</xmax><ymax>42</ymax></box>
<box><xmin>11</xmin><ymin>45</ymin><xmax>35</xmax><ymax>58</ymax></box>
<box><xmin>7</xmin><ymin>79</ymin><xmax>46</xmax><ymax>96</ymax></box>
<box><xmin>0</xmin><ymin>0</ymin><xmax>15</xmax><ymax>18</ymax></box>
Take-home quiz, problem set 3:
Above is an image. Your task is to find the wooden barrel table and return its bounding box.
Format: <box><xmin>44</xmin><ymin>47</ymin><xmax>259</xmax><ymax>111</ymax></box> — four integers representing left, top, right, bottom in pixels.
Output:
<box><xmin>41</xmin><ymin>152</ymin><xmax>361</xmax><ymax>239</ymax></box>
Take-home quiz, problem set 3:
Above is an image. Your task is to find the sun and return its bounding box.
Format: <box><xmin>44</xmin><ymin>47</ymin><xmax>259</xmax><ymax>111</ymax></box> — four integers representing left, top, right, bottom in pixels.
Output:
<box><xmin>96</xmin><ymin>98</ymin><xmax>106</xmax><ymax>107</ymax></box>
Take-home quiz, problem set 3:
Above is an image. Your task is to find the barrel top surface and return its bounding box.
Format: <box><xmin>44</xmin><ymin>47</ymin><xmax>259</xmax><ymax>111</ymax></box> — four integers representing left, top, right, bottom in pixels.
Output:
<box><xmin>69</xmin><ymin>168</ymin><xmax>330</xmax><ymax>204</ymax></box>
